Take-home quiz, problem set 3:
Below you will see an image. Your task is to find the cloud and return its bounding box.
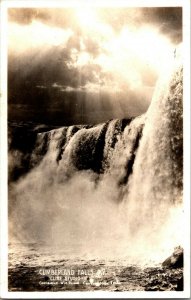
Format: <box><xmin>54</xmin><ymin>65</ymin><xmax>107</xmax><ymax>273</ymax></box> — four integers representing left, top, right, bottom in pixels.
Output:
<box><xmin>8</xmin><ymin>8</ymin><xmax>76</xmax><ymax>28</ymax></box>
<box><xmin>8</xmin><ymin>7</ymin><xmax>182</xmax><ymax>43</ymax></box>
<box><xmin>8</xmin><ymin>21</ymin><xmax>73</xmax><ymax>54</ymax></box>
<box><xmin>140</xmin><ymin>7</ymin><xmax>182</xmax><ymax>43</ymax></box>
<box><xmin>8</xmin><ymin>7</ymin><xmax>182</xmax><ymax>125</ymax></box>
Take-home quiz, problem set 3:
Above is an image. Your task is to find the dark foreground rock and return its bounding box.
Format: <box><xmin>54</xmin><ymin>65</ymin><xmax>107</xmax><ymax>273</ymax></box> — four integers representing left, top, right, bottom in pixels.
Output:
<box><xmin>162</xmin><ymin>246</ymin><xmax>183</xmax><ymax>268</ymax></box>
<box><xmin>9</xmin><ymin>263</ymin><xmax>183</xmax><ymax>292</ymax></box>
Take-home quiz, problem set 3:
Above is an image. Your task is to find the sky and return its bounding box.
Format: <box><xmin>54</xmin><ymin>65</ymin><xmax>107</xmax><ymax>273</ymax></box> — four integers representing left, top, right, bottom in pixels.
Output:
<box><xmin>8</xmin><ymin>7</ymin><xmax>182</xmax><ymax>125</ymax></box>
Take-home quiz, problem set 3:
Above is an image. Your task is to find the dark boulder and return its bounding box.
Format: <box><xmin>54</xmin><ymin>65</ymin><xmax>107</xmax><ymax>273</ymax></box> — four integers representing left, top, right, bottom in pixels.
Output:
<box><xmin>162</xmin><ymin>246</ymin><xmax>183</xmax><ymax>268</ymax></box>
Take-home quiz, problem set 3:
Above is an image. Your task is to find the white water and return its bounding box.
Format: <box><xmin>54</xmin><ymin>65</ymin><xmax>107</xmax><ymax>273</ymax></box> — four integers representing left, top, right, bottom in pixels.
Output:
<box><xmin>9</xmin><ymin>61</ymin><xmax>183</xmax><ymax>266</ymax></box>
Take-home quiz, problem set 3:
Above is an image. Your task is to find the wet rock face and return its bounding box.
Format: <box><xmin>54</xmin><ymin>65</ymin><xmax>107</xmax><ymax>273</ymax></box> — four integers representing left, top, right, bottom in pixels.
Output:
<box><xmin>162</xmin><ymin>246</ymin><xmax>183</xmax><ymax>268</ymax></box>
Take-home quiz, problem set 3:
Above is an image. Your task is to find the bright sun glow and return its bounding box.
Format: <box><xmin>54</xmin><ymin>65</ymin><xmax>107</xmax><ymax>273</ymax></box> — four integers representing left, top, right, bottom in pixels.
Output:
<box><xmin>9</xmin><ymin>9</ymin><xmax>175</xmax><ymax>93</ymax></box>
<box><xmin>75</xmin><ymin>7</ymin><xmax>98</xmax><ymax>28</ymax></box>
<box><xmin>99</xmin><ymin>25</ymin><xmax>174</xmax><ymax>79</ymax></box>
<box><xmin>75</xmin><ymin>7</ymin><xmax>113</xmax><ymax>38</ymax></box>
<box><xmin>74</xmin><ymin>8</ymin><xmax>174</xmax><ymax>87</ymax></box>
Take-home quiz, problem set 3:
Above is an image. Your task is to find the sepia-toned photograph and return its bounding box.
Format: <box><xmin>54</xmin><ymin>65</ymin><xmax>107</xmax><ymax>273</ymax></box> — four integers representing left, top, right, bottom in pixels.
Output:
<box><xmin>0</xmin><ymin>0</ymin><xmax>190</xmax><ymax>298</ymax></box>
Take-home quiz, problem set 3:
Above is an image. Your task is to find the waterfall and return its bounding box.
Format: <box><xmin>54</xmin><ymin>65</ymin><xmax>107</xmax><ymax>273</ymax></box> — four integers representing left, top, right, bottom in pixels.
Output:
<box><xmin>8</xmin><ymin>61</ymin><xmax>183</xmax><ymax>264</ymax></box>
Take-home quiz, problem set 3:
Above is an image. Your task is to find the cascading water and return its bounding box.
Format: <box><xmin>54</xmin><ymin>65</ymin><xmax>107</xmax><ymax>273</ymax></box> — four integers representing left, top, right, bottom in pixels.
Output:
<box><xmin>8</xmin><ymin>60</ymin><xmax>183</xmax><ymax>291</ymax></box>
